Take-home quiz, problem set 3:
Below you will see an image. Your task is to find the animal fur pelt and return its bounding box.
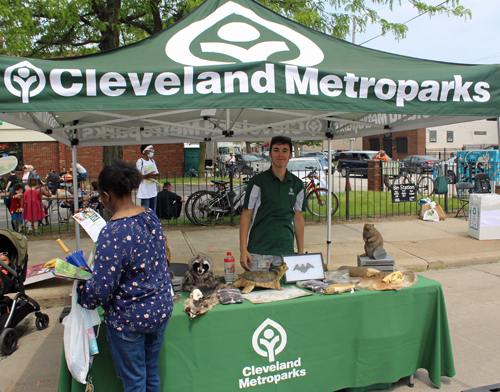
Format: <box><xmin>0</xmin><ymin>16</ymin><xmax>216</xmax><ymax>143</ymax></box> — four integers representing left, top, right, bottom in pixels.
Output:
<box><xmin>357</xmin><ymin>267</ymin><xmax>418</xmax><ymax>291</ymax></box>
<box><xmin>183</xmin><ymin>289</ymin><xmax>219</xmax><ymax>320</ymax></box>
<box><xmin>182</xmin><ymin>253</ymin><xmax>226</xmax><ymax>292</ymax></box>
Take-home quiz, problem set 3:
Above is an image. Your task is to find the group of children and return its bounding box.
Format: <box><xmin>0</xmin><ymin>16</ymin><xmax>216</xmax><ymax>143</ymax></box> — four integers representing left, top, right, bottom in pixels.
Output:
<box><xmin>6</xmin><ymin>173</ymin><xmax>48</xmax><ymax>234</ymax></box>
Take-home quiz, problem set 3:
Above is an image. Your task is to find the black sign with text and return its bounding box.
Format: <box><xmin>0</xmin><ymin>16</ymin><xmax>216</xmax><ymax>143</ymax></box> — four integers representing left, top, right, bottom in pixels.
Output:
<box><xmin>392</xmin><ymin>183</ymin><xmax>417</xmax><ymax>203</ymax></box>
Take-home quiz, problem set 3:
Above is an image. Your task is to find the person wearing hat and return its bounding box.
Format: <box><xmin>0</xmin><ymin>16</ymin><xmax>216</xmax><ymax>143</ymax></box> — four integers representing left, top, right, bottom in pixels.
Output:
<box><xmin>136</xmin><ymin>144</ymin><xmax>159</xmax><ymax>215</ymax></box>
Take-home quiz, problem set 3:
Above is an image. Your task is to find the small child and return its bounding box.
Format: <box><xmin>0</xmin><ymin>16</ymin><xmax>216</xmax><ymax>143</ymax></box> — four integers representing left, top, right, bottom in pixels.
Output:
<box><xmin>0</xmin><ymin>251</ymin><xmax>14</xmax><ymax>329</ymax></box>
<box><xmin>22</xmin><ymin>178</ymin><xmax>46</xmax><ymax>234</ymax></box>
<box><xmin>10</xmin><ymin>184</ymin><xmax>23</xmax><ymax>232</ymax></box>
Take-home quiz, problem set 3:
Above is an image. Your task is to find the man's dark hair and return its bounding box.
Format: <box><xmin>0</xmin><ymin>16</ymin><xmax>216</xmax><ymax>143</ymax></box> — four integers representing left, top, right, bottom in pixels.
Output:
<box><xmin>163</xmin><ymin>181</ymin><xmax>171</xmax><ymax>189</ymax></box>
<box><xmin>270</xmin><ymin>136</ymin><xmax>292</xmax><ymax>152</ymax></box>
<box><xmin>98</xmin><ymin>160</ymin><xmax>142</xmax><ymax>197</ymax></box>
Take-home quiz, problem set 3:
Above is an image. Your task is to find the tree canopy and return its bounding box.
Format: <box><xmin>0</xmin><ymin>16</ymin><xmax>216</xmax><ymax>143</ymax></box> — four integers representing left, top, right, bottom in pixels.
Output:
<box><xmin>0</xmin><ymin>0</ymin><xmax>471</xmax><ymax>58</ymax></box>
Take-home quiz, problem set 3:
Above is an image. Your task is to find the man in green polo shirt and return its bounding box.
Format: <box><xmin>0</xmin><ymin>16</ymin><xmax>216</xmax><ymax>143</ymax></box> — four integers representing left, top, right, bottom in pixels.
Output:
<box><xmin>239</xmin><ymin>136</ymin><xmax>306</xmax><ymax>272</ymax></box>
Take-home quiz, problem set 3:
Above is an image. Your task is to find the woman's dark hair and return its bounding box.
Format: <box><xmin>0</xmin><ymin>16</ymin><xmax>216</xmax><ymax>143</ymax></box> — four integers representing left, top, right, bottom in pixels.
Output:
<box><xmin>13</xmin><ymin>184</ymin><xmax>23</xmax><ymax>192</ymax></box>
<box><xmin>98</xmin><ymin>160</ymin><xmax>142</xmax><ymax>197</ymax></box>
<box><xmin>91</xmin><ymin>181</ymin><xmax>98</xmax><ymax>191</ymax></box>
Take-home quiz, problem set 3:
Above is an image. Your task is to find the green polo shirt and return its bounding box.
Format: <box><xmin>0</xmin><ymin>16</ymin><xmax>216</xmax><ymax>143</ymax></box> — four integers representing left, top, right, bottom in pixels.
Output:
<box><xmin>242</xmin><ymin>167</ymin><xmax>306</xmax><ymax>256</ymax></box>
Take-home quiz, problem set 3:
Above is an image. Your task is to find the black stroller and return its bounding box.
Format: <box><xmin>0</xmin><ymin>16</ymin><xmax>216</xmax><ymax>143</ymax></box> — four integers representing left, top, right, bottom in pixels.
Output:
<box><xmin>0</xmin><ymin>229</ymin><xmax>49</xmax><ymax>355</ymax></box>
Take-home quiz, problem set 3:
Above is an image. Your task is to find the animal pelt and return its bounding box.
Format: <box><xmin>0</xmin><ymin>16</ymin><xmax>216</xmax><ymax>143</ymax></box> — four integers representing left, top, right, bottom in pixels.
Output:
<box><xmin>182</xmin><ymin>253</ymin><xmax>226</xmax><ymax>292</ymax></box>
<box><xmin>357</xmin><ymin>267</ymin><xmax>418</xmax><ymax>291</ymax></box>
<box><xmin>183</xmin><ymin>289</ymin><xmax>219</xmax><ymax>320</ymax></box>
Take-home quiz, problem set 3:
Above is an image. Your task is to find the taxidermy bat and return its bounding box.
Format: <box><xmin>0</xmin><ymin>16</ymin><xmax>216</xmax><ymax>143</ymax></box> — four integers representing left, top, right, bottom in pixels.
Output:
<box><xmin>293</xmin><ymin>263</ymin><xmax>314</xmax><ymax>273</ymax></box>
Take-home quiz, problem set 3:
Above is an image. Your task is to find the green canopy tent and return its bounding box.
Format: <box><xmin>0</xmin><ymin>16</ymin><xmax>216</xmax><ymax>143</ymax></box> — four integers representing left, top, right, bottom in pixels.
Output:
<box><xmin>1</xmin><ymin>0</ymin><xmax>499</xmax><ymax>252</ymax></box>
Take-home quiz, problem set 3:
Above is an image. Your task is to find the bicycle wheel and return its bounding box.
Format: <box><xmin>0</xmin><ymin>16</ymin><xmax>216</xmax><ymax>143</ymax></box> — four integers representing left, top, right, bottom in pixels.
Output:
<box><xmin>191</xmin><ymin>191</ymin><xmax>226</xmax><ymax>226</ymax></box>
<box><xmin>306</xmin><ymin>188</ymin><xmax>339</xmax><ymax>217</ymax></box>
<box><xmin>417</xmin><ymin>176</ymin><xmax>435</xmax><ymax>196</ymax></box>
<box><xmin>185</xmin><ymin>190</ymin><xmax>205</xmax><ymax>224</ymax></box>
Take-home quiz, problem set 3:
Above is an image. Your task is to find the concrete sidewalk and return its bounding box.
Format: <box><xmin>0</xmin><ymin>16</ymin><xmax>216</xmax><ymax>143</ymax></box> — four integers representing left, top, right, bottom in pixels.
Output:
<box><xmin>1</xmin><ymin>216</ymin><xmax>500</xmax><ymax>392</ymax></box>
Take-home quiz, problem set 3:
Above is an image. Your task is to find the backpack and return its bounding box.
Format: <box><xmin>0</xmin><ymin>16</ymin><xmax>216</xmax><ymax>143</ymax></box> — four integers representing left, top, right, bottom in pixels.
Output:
<box><xmin>434</xmin><ymin>167</ymin><xmax>448</xmax><ymax>195</ymax></box>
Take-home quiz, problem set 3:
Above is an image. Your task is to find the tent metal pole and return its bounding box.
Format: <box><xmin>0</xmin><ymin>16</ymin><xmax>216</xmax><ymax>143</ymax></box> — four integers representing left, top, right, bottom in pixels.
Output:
<box><xmin>72</xmin><ymin>145</ymin><xmax>81</xmax><ymax>251</ymax></box>
<box><xmin>327</xmin><ymin>139</ymin><xmax>332</xmax><ymax>265</ymax></box>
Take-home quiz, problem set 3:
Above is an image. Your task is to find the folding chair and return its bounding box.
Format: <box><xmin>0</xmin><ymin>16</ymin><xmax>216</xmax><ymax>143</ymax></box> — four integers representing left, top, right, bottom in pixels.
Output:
<box><xmin>455</xmin><ymin>182</ymin><xmax>474</xmax><ymax>220</ymax></box>
<box><xmin>474</xmin><ymin>172</ymin><xmax>491</xmax><ymax>194</ymax></box>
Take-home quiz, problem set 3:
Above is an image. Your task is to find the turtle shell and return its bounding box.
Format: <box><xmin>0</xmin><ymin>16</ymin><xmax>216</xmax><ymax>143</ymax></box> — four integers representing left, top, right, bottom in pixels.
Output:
<box><xmin>238</xmin><ymin>270</ymin><xmax>278</xmax><ymax>284</ymax></box>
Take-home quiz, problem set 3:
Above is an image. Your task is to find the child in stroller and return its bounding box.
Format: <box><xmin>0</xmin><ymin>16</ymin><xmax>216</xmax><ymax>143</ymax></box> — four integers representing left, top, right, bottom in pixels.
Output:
<box><xmin>0</xmin><ymin>229</ymin><xmax>49</xmax><ymax>355</ymax></box>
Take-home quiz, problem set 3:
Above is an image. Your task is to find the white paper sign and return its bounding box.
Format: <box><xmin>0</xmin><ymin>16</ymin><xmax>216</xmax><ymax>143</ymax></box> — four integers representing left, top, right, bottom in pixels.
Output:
<box><xmin>469</xmin><ymin>203</ymin><xmax>479</xmax><ymax>230</ymax></box>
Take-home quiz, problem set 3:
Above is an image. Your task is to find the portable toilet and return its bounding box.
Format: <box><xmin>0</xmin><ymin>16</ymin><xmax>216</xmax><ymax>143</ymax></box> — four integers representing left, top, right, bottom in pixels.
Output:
<box><xmin>184</xmin><ymin>145</ymin><xmax>200</xmax><ymax>174</ymax></box>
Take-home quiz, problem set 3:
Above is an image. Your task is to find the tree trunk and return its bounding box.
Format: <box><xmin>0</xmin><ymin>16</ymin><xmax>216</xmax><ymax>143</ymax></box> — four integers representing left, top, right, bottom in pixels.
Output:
<box><xmin>102</xmin><ymin>145</ymin><xmax>123</xmax><ymax>167</ymax></box>
<box><xmin>245</xmin><ymin>142</ymin><xmax>252</xmax><ymax>153</ymax></box>
<box><xmin>95</xmin><ymin>0</ymin><xmax>123</xmax><ymax>166</ymax></box>
<box><xmin>198</xmin><ymin>142</ymin><xmax>206</xmax><ymax>176</ymax></box>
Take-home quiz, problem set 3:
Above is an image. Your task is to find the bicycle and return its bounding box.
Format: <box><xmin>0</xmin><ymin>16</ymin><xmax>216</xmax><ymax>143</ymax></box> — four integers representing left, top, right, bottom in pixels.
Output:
<box><xmin>302</xmin><ymin>167</ymin><xmax>339</xmax><ymax>218</ymax></box>
<box><xmin>185</xmin><ymin>164</ymin><xmax>198</xmax><ymax>178</ymax></box>
<box><xmin>184</xmin><ymin>179</ymin><xmax>231</xmax><ymax>224</ymax></box>
<box><xmin>190</xmin><ymin>179</ymin><xmax>249</xmax><ymax>226</ymax></box>
<box><xmin>383</xmin><ymin>163</ymin><xmax>435</xmax><ymax>196</ymax></box>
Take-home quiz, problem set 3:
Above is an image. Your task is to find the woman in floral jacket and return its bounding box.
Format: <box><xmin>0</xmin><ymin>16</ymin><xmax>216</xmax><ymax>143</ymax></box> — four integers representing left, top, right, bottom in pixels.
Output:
<box><xmin>77</xmin><ymin>160</ymin><xmax>172</xmax><ymax>392</ymax></box>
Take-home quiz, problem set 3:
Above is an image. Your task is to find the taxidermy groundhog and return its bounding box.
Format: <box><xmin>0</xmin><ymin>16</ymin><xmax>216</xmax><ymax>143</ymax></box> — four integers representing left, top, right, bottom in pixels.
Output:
<box><xmin>182</xmin><ymin>253</ymin><xmax>226</xmax><ymax>292</ymax></box>
<box><xmin>361</xmin><ymin>223</ymin><xmax>386</xmax><ymax>259</ymax></box>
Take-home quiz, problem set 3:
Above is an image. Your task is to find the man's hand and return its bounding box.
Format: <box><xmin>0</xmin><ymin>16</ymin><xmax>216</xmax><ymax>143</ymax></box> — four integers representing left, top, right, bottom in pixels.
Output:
<box><xmin>240</xmin><ymin>249</ymin><xmax>253</xmax><ymax>271</ymax></box>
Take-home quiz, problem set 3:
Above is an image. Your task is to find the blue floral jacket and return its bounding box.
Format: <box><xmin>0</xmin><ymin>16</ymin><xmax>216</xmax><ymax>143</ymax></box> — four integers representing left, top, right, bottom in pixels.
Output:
<box><xmin>77</xmin><ymin>208</ymin><xmax>173</xmax><ymax>332</ymax></box>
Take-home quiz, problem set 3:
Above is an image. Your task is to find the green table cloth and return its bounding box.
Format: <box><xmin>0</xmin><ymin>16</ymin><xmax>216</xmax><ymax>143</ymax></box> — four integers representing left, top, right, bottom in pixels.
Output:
<box><xmin>58</xmin><ymin>275</ymin><xmax>455</xmax><ymax>392</ymax></box>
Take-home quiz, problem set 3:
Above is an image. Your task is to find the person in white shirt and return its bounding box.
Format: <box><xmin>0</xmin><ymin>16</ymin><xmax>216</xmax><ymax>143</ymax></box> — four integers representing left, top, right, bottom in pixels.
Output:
<box><xmin>136</xmin><ymin>145</ymin><xmax>159</xmax><ymax>215</ymax></box>
<box><xmin>76</xmin><ymin>163</ymin><xmax>88</xmax><ymax>192</ymax></box>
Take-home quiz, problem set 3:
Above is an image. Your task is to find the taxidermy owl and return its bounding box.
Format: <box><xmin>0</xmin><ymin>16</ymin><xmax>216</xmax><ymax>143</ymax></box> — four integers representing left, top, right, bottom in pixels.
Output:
<box><xmin>182</xmin><ymin>253</ymin><xmax>226</xmax><ymax>292</ymax></box>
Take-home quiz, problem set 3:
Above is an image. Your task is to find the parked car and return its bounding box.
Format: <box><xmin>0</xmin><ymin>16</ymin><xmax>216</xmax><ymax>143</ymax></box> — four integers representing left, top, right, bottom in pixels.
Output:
<box><xmin>337</xmin><ymin>150</ymin><xmax>379</xmax><ymax>177</ymax></box>
<box><xmin>235</xmin><ymin>153</ymin><xmax>270</xmax><ymax>175</ymax></box>
<box><xmin>485</xmin><ymin>145</ymin><xmax>499</xmax><ymax>150</ymax></box>
<box><xmin>399</xmin><ymin>155</ymin><xmax>441</xmax><ymax>174</ymax></box>
<box><xmin>287</xmin><ymin>157</ymin><xmax>327</xmax><ymax>187</ymax></box>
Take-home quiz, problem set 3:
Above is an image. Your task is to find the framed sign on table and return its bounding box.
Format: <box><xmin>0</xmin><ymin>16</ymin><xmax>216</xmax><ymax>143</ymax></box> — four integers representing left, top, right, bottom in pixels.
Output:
<box><xmin>282</xmin><ymin>253</ymin><xmax>325</xmax><ymax>283</ymax></box>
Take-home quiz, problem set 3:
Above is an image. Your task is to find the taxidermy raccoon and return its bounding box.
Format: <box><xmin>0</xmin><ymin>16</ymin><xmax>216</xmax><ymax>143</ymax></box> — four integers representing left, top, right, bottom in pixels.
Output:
<box><xmin>182</xmin><ymin>253</ymin><xmax>226</xmax><ymax>292</ymax></box>
<box><xmin>182</xmin><ymin>253</ymin><xmax>226</xmax><ymax>320</ymax></box>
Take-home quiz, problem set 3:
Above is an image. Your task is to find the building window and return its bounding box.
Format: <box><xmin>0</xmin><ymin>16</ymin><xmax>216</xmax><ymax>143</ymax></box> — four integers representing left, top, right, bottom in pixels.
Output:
<box><xmin>447</xmin><ymin>130</ymin><xmax>454</xmax><ymax>143</ymax></box>
<box><xmin>369</xmin><ymin>138</ymin><xmax>380</xmax><ymax>151</ymax></box>
<box><xmin>429</xmin><ymin>130</ymin><xmax>437</xmax><ymax>143</ymax></box>
<box><xmin>396</xmin><ymin>137</ymin><xmax>408</xmax><ymax>154</ymax></box>
<box><xmin>474</xmin><ymin>131</ymin><xmax>487</xmax><ymax>136</ymax></box>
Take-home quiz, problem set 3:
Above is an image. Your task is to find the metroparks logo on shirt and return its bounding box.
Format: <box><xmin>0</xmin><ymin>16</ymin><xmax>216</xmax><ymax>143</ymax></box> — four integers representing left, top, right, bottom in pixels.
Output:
<box><xmin>238</xmin><ymin>318</ymin><xmax>306</xmax><ymax>389</ymax></box>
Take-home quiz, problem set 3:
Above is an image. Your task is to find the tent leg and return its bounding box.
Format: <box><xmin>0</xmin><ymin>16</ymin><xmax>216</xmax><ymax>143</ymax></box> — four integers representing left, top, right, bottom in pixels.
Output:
<box><xmin>72</xmin><ymin>145</ymin><xmax>81</xmax><ymax>251</ymax></box>
<box><xmin>327</xmin><ymin>139</ymin><xmax>332</xmax><ymax>265</ymax></box>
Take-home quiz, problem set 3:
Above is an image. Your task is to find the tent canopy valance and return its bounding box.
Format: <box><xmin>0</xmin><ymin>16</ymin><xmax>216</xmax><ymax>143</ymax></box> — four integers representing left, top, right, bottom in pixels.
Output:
<box><xmin>0</xmin><ymin>0</ymin><xmax>499</xmax><ymax>147</ymax></box>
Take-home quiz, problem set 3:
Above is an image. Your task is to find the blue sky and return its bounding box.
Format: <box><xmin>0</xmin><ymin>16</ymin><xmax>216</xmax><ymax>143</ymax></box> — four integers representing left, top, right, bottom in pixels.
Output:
<box><xmin>346</xmin><ymin>0</ymin><xmax>500</xmax><ymax>64</ymax></box>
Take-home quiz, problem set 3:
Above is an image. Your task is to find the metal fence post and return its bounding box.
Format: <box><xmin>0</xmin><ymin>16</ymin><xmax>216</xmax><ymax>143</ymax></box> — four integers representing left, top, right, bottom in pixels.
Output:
<box><xmin>345</xmin><ymin>167</ymin><xmax>350</xmax><ymax>221</ymax></box>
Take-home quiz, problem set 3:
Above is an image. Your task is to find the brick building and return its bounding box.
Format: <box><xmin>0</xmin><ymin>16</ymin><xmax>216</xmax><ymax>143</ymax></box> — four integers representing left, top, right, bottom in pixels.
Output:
<box><xmin>22</xmin><ymin>142</ymin><xmax>185</xmax><ymax>179</ymax></box>
<box><xmin>362</xmin><ymin>129</ymin><xmax>426</xmax><ymax>160</ymax></box>
<box><xmin>0</xmin><ymin>122</ymin><xmax>185</xmax><ymax>178</ymax></box>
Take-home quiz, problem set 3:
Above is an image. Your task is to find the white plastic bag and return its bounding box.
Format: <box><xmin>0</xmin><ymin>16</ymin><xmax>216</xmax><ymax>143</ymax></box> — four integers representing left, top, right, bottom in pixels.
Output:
<box><xmin>423</xmin><ymin>208</ymin><xmax>439</xmax><ymax>222</ymax></box>
<box><xmin>62</xmin><ymin>281</ymin><xmax>100</xmax><ymax>384</ymax></box>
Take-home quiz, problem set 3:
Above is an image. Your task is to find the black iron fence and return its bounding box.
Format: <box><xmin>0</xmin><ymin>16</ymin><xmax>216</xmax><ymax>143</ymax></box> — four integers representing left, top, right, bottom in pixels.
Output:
<box><xmin>0</xmin><ymin>161</ymin><xmax>498</xmax><ymax>236</ymax></box>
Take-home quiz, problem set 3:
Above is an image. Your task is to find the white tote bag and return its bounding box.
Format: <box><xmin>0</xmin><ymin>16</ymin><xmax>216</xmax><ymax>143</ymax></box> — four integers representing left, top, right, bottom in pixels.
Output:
<box><xmin>62</xmin><ymin>281</ymin><xmax>100</xmax><ymax>384</ymax></box>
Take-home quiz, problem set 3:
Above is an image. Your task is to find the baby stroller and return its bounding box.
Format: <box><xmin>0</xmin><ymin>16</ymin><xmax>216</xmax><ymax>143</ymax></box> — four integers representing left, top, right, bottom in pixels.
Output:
<box><xmin>0</xmin><ymin>229</ymin><xmax>49</xmax><ymax>355</ymax></box>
